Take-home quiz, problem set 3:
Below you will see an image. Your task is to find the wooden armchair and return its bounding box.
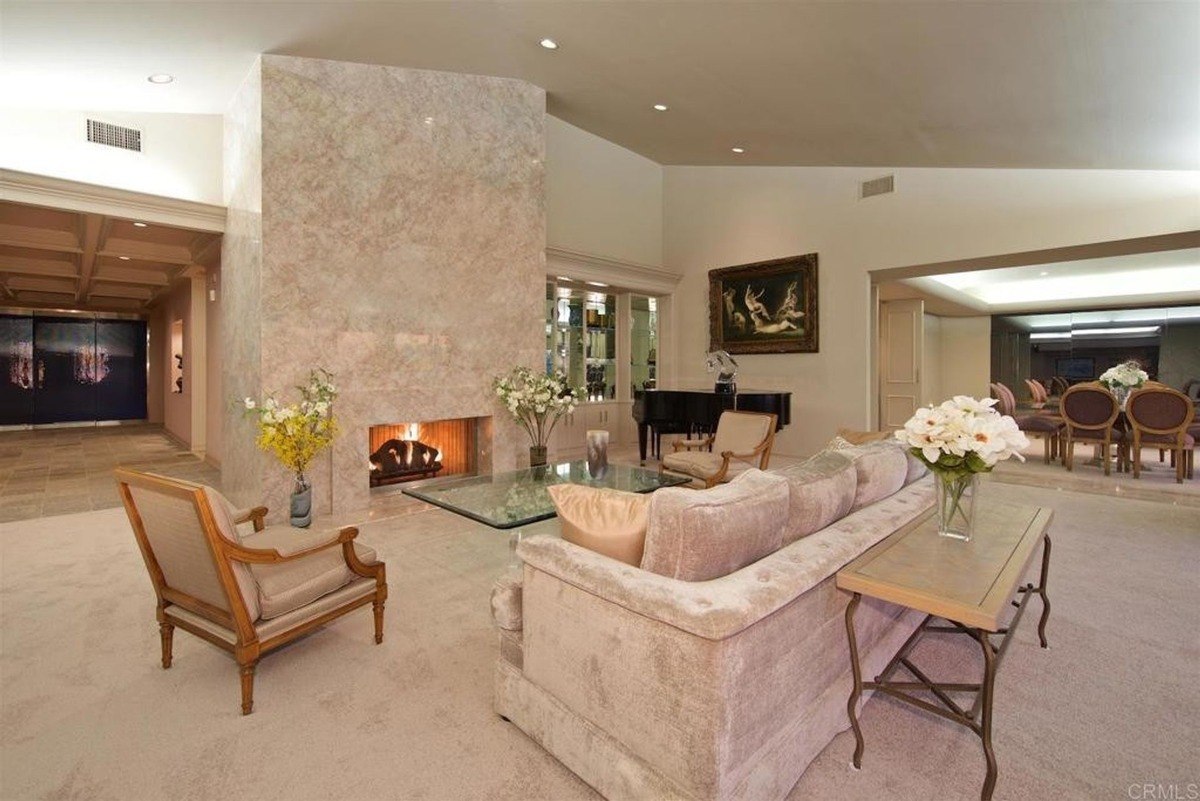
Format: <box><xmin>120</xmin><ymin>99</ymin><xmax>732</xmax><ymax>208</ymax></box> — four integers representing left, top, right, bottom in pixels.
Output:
<box><xmin>115</xmin><ymin>469</ymin><xmax>387</xmax><ymax>715</ymax></box>
<box><xmin>660</xmin><ymin>411</ymin><xmax>777</xmax><ymax>488</ymax></box>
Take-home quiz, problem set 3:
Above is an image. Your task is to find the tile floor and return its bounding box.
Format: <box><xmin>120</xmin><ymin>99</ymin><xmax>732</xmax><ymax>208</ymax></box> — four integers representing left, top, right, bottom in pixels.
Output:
<box><xmin>0</xmin><ymin>425</ymin><xmax>220</xmax><ymax>522</ymax></box>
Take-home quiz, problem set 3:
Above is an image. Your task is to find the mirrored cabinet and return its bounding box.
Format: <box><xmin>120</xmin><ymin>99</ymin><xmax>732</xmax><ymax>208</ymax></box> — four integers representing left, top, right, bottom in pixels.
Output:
<box><xmin>544</xmin><ymin>280</ymin><xmax>663</xmax><ymax>458</ymax></box>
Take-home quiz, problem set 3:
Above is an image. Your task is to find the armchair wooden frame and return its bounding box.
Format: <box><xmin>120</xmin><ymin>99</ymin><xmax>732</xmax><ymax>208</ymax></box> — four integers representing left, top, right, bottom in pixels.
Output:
<box><xmin>1059</xmin><ymin>383</ymin><xmax>1124</xmax><ymax>476</ymax></box>
<box><xmin>115</xmin><ymin>469</ymin><xmax>388</xmax><ymax>715</ymax></box>
<box><xmin>662</xmin><ymin>412</ymin><xmax>777</xmax><ymax>488</ymax></box>
<box><xmin>1125</xmin><ymin>386</ymin><xmax>1195</xmax><ymax>483</ymax></box>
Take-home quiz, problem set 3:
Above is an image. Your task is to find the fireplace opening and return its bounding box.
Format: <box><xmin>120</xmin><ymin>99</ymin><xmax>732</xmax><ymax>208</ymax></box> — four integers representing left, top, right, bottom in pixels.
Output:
<box><xmin>368</xmin><ymin>418</ymin><xmax>479</xmax><ymax>488</ymax></box>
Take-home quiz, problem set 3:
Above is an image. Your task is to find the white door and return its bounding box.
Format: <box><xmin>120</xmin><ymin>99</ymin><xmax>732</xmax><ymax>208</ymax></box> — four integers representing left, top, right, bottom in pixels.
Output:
<box><xmin>879</xmin><ymin>299</ymin><xmax>925</xmax><ymax>430</ymax></box>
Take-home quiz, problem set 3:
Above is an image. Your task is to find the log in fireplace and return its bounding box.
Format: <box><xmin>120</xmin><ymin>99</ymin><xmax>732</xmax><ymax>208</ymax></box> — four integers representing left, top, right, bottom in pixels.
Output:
<box><xmin>369</xmin><ymin>438</ymin><xmax>442</xmax><ymax>486</ymax></box>
<box><xmin>368</xmin><ymin>419</ymin><xmax>479</xmax><ymax>488</ymax></box>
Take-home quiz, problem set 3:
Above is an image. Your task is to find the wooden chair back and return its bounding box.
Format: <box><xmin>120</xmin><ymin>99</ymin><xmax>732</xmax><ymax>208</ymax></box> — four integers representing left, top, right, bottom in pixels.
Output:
<box><xmin>115</xmin><ymin>469</ymin><xmax>258</xmax><ymax>644</ymax></box>
<box><xmin>1059</xmin><ymin>383</ymin><xmax>1120</xmax><ymax>433</ymax></box>
<box><xmin>1125</xmin><ymin>386</ymin><xmax>1195</xmax><ymax>441</ymax></box>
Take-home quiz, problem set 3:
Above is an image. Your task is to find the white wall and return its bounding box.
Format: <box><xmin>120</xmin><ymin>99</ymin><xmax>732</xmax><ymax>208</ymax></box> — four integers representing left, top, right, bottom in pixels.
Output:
<box><xmin>0</xmin><ymin>108</ymin><xmax>223</xmax><ymax>204</ymax></box>
<box><xmin>546</xmin><ymin>115</ymin><xmax>663</xmax><ymax>266</ymax></box>
<box><xmin>939</xmin><ymin>317</ymin><xmax>992</xmax><ymax>400</ymax></box>
<box><xmin>663</xmin><ymin>167</ymin><xmax>1200</xmax><ymax>457</ymax></box>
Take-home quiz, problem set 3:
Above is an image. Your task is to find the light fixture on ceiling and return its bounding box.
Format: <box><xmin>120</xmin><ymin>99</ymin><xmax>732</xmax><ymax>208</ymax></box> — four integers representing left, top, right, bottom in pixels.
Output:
<box><xmin>1073</xmin><ymin>326</ymin><xmax>1159</xmax><ymax>336</ymax></box>
<box><xmin>556</xmin><ymin>276</ymin><xmax>572</xmax><ymax>281</ymax></box>
<box><xmin>731</xmin><ymin>147</ymin><xmax>746</xmax><ymax>154</ymax></box>
<box><xmin>585</xmin><ymin>281</ymin><xmax>609</xmax><ymax>287</ymax></box>
<box><xmin>118</xmin><ymin>255</ymin><xmax>131</xmax><ymax>260</ymax></box>
<box><xmin>539</xmin><ymin>38</ymin><xmax>559</xmax><ymax>50</ymax></box>
<box><xmin>1029</xmin><ymin>326</ymin><xmax>1160</xmax><ymax>340</ymax></box>
<box><xmin>147</xmin><ymin>74</ymin><xmax>174</xmax><ymax>84</ymax></box>
<box><xmin>653</xmin><ymin>104</ymin><xmax>669</xmax><ymax>112</ymax></box>
<box><xmin>132</xmin><ymin>221</ymin><xmax>148</xmax><ymax>228</ymax></box>
<box><xmin>1039</xmin><ymin>271</ymin><xmax>1048</xmax><ymax>276</ymax></box>
<box><xmin>423</xmin><ymin>116</ymin><xmax>434</xmax><ymax>125</ymax></box>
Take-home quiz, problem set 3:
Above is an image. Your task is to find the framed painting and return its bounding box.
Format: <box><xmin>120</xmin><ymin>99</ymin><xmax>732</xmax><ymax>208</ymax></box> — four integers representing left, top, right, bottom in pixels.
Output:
<box><xmin>708</xmin><ymin>253</ymin><xmax>818</xmax><ymax>354</ymax></box>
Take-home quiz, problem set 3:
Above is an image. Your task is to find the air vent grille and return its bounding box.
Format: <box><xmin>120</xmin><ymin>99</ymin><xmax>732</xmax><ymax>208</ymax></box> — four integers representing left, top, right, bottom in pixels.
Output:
<box><xmin>860</xmin><ymin>174</ymin><xmax>895</xmax><ymax>199</ymax></box>
<box><xmin>87</xmin><ymin>119</ymin><xmax>142</xmax><ymax>152</ymax></box>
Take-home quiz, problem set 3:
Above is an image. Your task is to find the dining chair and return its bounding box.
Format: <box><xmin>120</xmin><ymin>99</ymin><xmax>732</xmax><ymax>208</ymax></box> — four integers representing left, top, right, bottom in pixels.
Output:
<box><xmin>990</xmin><ymin>381</ymin><xmax>1062</xmax><ymax>464</ymax></box>
<box><xmin>115</xmin><ymin>469</ymin><xmax>388</xmax><ymax>714</ymax></box>
<box><xmin>1024</xmin><ymin>378</ymin><xmax>1048</xmax><ymax>409</ymax></box>
<box><xmin>1059</xmin><ymin>383</ymin><xmax>1125</xmax><ymax>476</ymax></box>
<box><xmin>660</xmin><ymin>410</ymin><xmax>777</xmax><ymax>488</ymax></box>
<box><xmin>1125</xmin><ymin>386</ymin><xmax>1195</xmax><ymax>483</ymax></box>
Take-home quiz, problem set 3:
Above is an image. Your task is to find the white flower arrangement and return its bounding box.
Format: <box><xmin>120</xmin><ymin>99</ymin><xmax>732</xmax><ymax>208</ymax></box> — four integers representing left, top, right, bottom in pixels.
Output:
<box><xmin>493</xmin><ymin>367</ymin><xmax>579</xmax><ymax>448</ymax></box>
<box><xmin>895</xmin><ymin>395</ymin><xmax>1030</xmax><ymax>475</ymax></box>
<box><xmin>1098</xmin><ymin>361</ymin><xmax>1148</xmax><ymax>391</ymax></box>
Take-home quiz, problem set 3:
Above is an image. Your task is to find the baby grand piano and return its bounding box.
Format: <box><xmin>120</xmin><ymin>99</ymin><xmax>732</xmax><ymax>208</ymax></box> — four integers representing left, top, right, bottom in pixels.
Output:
<box><xmin>632</xmin><ymin>389</ymin><xmax>792</xmax><ymax>463</ymax></box>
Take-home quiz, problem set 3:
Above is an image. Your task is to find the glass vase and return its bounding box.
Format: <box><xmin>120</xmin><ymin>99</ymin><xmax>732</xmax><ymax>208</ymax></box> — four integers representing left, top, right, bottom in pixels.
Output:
<box><xmin>586</xmin><ymin>429</ymin><xmax>609</xmax><ymax>479</ymax></box>
<box><xmin>934</xmin><ymin>472</ymin><xmax>977</xmax><ymax>541</ymax></box>
<box><xmin>529</xmin><ymin>445</ymin><xmax>548</xmax><ymax>467</ymax></box>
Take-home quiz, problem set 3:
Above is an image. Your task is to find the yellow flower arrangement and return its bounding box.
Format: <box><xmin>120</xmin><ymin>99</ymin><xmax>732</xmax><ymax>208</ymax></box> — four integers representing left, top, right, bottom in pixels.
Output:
<box><xmin>244</xmin><ymin>369</ymin><xmax>338</xmax><ymax>492</ymax></box>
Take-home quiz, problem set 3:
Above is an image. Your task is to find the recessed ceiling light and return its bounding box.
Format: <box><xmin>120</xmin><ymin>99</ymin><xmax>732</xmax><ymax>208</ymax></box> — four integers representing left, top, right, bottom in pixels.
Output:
<box><xmin>653</xmin><ymin>104</ymin><xmax>669</xmax><ymax>112</ymax></box>
<box><xmin>1039</xmin><ymin>271</ymin><xmax>1048</xmax><ymax>276</ymax></box>
<box><xmin>118</xmin><ymin>256</ymin><xmax>131</xmax><ymax>260</ymax></box>
<box><xmin>556</xmin><ymin>276</ymin><xmax>572</xmax><ymax>281</ymax></box>
<box><xmin>147</xmin><ymin>74</ymin><xmax>174</xmax><ymax>84</ymax></box>
<box><xmin>132</xmin><ymin>221</ymin><xmax>148</xmax><ymax>228</ymax></box>
<box><xmin>539</xmin><ymin>38</ymin><xmax>559</xmax><ymax>50</ymax></box>
<box><xmin>585</xmin><ymin>281</ymin><xmax>609</xmax><ymax>287</ymax></box>
<box><xmin>731</xmin><ymin>147</ymin><xmax>746</xmax><ymax>154</ymax></box>
<box><xmin>423</xmin><ymin>116</ymin><xmax>434</xmax><ymax>125</ymax></box>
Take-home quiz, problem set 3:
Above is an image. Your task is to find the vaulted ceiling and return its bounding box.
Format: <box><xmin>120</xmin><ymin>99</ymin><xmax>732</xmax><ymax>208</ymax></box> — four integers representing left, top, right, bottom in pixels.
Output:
<box><xmin>2</xmin><ymin>1</ymin><xmax>1198</xmax><ymax>168</ymax></box>
<box><xmin>0</xmin><ymin>201</ymin><xmax>219</xmax><ymax>314</ymax></box>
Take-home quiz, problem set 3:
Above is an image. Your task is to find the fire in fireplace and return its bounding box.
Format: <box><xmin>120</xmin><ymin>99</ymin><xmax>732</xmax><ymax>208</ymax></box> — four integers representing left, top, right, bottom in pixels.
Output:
<box><xmin>368</xmin><ymin>419</ymin><xmax>479</xmax><ymax>488</ymax></box>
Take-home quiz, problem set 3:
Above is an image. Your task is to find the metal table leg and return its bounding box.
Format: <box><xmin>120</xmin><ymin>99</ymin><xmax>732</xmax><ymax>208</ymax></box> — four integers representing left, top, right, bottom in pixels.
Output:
<box><xmin>844</xmin><ymin>592</ymin><xmax>865</xmax><ymax>768</ymax></box>
<box><xmin>1036</xmin><ymin>535</ymin><xmax>1052</xmax><ymax>648</ymax></box>
<box><xmin>974</xmin><ymin>628</ymin><xmax>998</xmax><ymax>801</ymax></box>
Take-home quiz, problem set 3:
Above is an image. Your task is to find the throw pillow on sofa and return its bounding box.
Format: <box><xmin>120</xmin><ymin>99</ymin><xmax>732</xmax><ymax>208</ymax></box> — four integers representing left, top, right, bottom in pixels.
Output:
<box><xmin>640</xmin><ymin>469</ymin><xmax>789</xmax><ymax>581</ymax></box>
<box><xmin>546</xmin><ymin>484</ymin><xmax>650</xmax><ymax>566</ymax></box>
<box><xmin>775</xmin><ymin>450</ymin><xmax>858</xmax><ymax>545</ymax></box>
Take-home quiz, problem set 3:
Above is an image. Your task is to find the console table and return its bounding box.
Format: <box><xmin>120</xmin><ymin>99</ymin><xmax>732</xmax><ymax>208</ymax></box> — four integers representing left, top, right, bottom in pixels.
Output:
<box><xmin>836</xmin><ymin>502</ymin><xmax>1053</xmax><ymax>801</ymax></box>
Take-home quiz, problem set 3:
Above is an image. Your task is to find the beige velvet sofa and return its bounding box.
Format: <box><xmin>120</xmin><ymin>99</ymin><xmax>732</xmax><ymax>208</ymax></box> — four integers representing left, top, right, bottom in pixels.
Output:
<box><xmin>492</xmin><ymin>442</ymin><xmax>933</xmax><ymax>801</ymax></box>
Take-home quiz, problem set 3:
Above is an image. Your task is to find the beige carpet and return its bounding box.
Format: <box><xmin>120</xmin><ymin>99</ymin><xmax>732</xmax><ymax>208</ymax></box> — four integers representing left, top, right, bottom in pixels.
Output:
<box><xmin>1</xmin><ymin>481</ymin><xmax>1197</xmax><ymax>800</ymax></box>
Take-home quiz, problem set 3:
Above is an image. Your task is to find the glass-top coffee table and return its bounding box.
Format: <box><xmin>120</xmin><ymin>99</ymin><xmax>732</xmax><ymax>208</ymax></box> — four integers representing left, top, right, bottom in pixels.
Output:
<box><xmin>401</xmin><ymin>461</ymin><xmax>690</xmax><ymax>529</ymax></box>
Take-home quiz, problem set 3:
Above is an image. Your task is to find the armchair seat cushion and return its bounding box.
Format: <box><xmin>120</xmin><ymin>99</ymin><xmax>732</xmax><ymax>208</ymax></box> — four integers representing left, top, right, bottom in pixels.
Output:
<box><xmin>660</xmin><ymin>450</ymin><xmax>753</xmax><ymax>481</ymax></box>
<box><xmin>1134</xmin><ymin>432</ymin><xmax>1195</xmax><ymax>447</ymax></box>
<box><xmin>243</xmin><ymin>526</ymin><xmax>377</xmax><ymax>620</ymax></box>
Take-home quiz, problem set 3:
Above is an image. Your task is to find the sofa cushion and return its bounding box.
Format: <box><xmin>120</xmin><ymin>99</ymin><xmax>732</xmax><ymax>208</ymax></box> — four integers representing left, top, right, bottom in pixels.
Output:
<box><xmin>243</xmin><ymin>526</ymin><xmax>377</xmax><ymax>620</ymax></box>
<box><xmin>835</xmin><ymin>441</ymin><xmax>909</xmax><ymax>511</ymax></box>
<box><xmin>640</xmin><ymin>469</ymin><xmax>789</xmax><ymax>582</ymax></box>
<box><xmin>776</xmin><ymin>451</ymin><xmax>858</xmax><ymax>545</ymax></box>
<box><xmin>547</xmin><ymin>484</ymin><xmax>650</xmax><ymax>566</ymax></box>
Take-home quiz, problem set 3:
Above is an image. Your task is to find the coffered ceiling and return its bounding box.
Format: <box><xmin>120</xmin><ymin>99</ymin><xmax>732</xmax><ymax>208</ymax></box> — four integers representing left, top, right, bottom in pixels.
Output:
<box><xmin>2</xmin><ymin>1</ymin><xmax>1197</xmax><ymax>168</ymax></box>
<box><xmin>0</xmin><ymin>200</ymin><xmax>219</xmax><ymax>314</ymax></box>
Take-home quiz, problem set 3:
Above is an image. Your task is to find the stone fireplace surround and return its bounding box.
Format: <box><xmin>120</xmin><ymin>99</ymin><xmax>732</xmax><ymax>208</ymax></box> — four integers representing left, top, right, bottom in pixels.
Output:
<box><xmin>221</xmin><ymin>55</ymin><xmax>545</xmax><ymax>519</ymax></box>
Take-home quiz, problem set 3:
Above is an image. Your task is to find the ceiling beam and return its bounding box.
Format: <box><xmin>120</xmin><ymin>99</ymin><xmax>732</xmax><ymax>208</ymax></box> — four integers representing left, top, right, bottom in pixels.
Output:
<box><xmin>88</xmin><ymin>283</ymin><xmax>154</xmax><ymax>301</ymax></box>
<box><xmin>75</xmin><ymin>213</ymin><xmax>105</xmax><ymax>302</ymax></box>
<box><xmin>101</xmin><ymin>237</ymin><xmax>193</xmax><ymax>265</ymax></box>
<box><xmin>92</xmin><ymin>265</ymin><xmax>170</xmax><ymax>286</ymax></box>
<box><xmin>8</xmin><ymin>276</ymin><xmax>78</xmax><ymax>294</ymax></box>
<box><xmin>0</xmin><ymin>223</ymin><xmax>82</xmax><ymax>254</ymax></box>
<box><xmin>0</xmin><ymin>254</ymin><xmax>78</xmax><ymax>279</ymax></box>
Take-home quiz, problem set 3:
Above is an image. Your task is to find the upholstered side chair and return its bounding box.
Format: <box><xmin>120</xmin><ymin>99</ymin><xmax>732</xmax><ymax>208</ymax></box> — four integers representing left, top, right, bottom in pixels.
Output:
<box><xmin>991</xmin><ymin>381</ymin><xmax>1062</xmax><ymax>464</ymax></box>
<box><xmin>1125</xmin><ymin>386</ymin><xmax>1195</xmax><ymax>482</ymax></box>
<box><xmin>115</xmin><ymin>469</ymin><xmax>387</xmax><ymax>714</ymax></box>
<box><xmin>1058</xmin><ymin>383</ymin><xmax>1124</xmax><ymax>475</ymax></box>
<box><xmin>660</xmin><ymin>410</ymin><xmax>777</xmax><ymax>488</ymax></box>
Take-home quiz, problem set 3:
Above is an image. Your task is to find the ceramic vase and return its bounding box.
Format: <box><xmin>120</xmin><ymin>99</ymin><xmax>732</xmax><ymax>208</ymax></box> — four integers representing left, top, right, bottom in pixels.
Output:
<box><xmin>934</xmin><ymin>472</ymin><xmax>977</xmax><ymax>541</ymax></box>
<box><xmin>290</xmin><ymin>483</ymin><xmax>313</xmax><ymax>528</ymax></box>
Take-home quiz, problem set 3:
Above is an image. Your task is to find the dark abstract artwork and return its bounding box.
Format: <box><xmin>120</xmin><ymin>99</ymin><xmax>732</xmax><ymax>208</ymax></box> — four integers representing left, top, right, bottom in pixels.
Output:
<box><xmin>708</xmin><ymin>253</ymin><xmax>818</xmax><ymax>354</ymax></box>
